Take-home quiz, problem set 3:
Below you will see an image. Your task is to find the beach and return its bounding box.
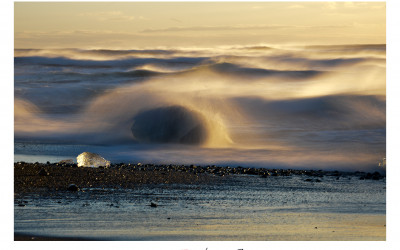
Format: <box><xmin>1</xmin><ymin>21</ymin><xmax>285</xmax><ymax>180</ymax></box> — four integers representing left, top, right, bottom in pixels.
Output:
<box><xmin>14</xmin><ymin>162</ymin><xmax>386</xmax><ymax>241</ymax></box>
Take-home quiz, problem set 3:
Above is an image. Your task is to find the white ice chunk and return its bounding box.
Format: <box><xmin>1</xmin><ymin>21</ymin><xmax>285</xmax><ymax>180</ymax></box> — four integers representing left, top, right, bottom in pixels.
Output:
<box><xmin>77</xmin><ymin>152</ymin><xmax>110</xmax><ymax>168</ymax></box>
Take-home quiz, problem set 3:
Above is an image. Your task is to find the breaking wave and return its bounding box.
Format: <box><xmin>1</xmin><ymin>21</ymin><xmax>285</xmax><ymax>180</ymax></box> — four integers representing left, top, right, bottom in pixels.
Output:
<box><xmin>14</xmin><ymin>44</ymin><xmax>386</xmax><ymax>171</ymax></box>
<box><xmin>131</xmin><ymin>106</ymin><xmax>208</xmax><ymax>145</ymax></box>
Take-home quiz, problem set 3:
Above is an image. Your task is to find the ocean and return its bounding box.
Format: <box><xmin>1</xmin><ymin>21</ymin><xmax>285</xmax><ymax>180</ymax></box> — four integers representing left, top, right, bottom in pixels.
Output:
<box><xmin>14</xmin><ymin>44</ymin><xmax>386</xmax><ymax>172</ymax></box>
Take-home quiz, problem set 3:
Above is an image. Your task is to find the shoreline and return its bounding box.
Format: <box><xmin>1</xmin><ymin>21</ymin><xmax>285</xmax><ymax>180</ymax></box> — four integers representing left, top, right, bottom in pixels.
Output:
<box><xmin>14</xmin><ymin>232</ymin><xmax>97</xmax><ymax>241</ymax></box>
<box><xmin>14</xmin><ymin>161</ymin><xmax>385</xmax><ymax>195</ymax></box>
<box><xmin>14</xmin><ymin>162</ymin><xmax>386</xmax><ymax>241</ymax></box>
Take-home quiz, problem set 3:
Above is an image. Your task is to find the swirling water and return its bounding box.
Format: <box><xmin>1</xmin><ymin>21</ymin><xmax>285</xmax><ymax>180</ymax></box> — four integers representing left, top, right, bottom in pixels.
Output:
<box><xmin>14</xmin><ymin>45</ymin><xmax>386</xmax><ymax>172</ymax></box>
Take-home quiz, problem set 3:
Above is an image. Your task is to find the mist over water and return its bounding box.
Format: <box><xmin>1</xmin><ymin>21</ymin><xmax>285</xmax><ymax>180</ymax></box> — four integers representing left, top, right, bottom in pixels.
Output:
<box><xmin>14</xmin><ymin>45</ymin><xmax>386</xmax><ymax>172</ymax></box>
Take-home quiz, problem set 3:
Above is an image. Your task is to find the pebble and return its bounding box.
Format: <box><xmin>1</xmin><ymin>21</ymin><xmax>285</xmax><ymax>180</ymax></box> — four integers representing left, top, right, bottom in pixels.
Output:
<box><xmin>38</xmin><ymin>168</ymin><xmax>49</xmax><ymax>176</ymax></box>
<box><xmin>14</xmin><ymin>162</ymin><xmax>386</xmax><ymax>194</ymax></box>
<box><xmin>67</xmin><ymin>184</ymin><xmax>79</xmax><ymax>192</ymax></box>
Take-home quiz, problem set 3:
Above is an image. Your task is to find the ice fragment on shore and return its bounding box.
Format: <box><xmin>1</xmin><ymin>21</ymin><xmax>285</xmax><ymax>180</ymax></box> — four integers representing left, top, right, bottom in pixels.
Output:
<box><xmin>77</xmin><ymin>152</ymin><xmax>110</xmax><ymax>168</ymax></box>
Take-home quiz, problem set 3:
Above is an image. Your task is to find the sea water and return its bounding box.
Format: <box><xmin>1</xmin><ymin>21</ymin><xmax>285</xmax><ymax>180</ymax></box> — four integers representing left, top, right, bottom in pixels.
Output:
<box><xmin>14</xmin><ymin>172</ymin><xmax>386</xmax><ymax>240</ymax></box>
<box><xmin>14</xmin><ymin>45</ymin><xmax>386</xmax><ymax>173</ymax></box>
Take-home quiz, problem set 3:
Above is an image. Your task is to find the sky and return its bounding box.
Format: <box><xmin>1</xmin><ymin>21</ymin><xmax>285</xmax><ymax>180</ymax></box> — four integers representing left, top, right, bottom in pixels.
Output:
<box><xmin>14</xmin><ymin>2</ymin><xmax>386</xmax><ymax>49</ymax></box>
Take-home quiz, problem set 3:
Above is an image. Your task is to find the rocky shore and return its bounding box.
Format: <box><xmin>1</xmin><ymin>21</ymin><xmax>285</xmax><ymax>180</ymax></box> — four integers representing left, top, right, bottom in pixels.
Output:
<box><xmin>14</xmin><ymin>161</ymin><xmax>385</xmax><ymax>196</ymax></box>
<box><xmin>14</xmin><ymin>161</ymin><xmax>386</xmax><ymax>241</ymax></box>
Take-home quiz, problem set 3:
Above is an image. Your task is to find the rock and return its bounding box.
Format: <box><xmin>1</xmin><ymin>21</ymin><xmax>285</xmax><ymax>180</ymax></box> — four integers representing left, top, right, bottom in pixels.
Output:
<box><xmin>261</xmin><ymin>172</ymin><xmax>270</xmax><ymax>178</ymax></box>
<box><xmin>67</xmin><ymin>184</ymin><xmax>79</xmax><ymax>192</ymax></box>
<box><xmin>372</xmin><ymin>171</ymin><xmax>382</xmax><ymax>180</ymax></box>
<box><xmin>38</xmin><ymin>168</ymin><xmax>49</xmax><ymax>176</ymax></box>
<box><xmin>77</xmin><ymin>152</ymin><xmax>110</xmax><ymax>168</ymax></box>
<box><xmin>59</xmin><ymin>159</ymin><xmax>74</xmax><ymax>164</ymax></box>
<box><xmin>150</xmin><ymin>202</ymin><xmax>158</xmax><ymax>207</ymax></box>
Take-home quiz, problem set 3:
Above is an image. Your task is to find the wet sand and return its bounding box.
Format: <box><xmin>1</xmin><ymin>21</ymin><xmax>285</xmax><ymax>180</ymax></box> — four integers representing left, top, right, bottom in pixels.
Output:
<box><xmin>14</xmin><ymin>213</ymin><xmax>386</xmax><ymax>241</ymax></box>
<box><xmin>14</xmin><ymin>162</ymin><xmax>386</xmax><ymax>241</ymax></box>
<box><xmin>14</xmin><ymin>233</ymin><xmax>95</xmax><ymax>241</ymax></box>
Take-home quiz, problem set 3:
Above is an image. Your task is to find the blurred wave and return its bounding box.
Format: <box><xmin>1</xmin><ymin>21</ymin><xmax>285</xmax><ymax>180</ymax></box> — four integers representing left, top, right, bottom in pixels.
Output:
<box><xmin>14</xmin><ymin>44</ymin><xmax>386</xmax><ymax>171</ymax></box>
<box><xmin>131</xmin><ymin>106</ymin><xmax>209</xmax><ymax>145</ymax></box>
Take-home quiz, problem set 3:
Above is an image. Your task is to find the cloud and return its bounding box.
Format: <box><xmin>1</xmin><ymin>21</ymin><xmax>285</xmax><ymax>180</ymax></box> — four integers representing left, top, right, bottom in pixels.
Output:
<box><xmin>324</xmin><ymin>2</ymin><xmax>338</xmax><ymax>10</ymax></box>
<box><xmin>141</xmin><ymin>25</ymin><xmax>291</xmax><ymax>33</ymax></box>
<box><xmin>170</xmin><ymin>18</ymin><xmax>182</xmax><ymax>23</ymax></box>
<box><xmin>140</xmin><ymin>24</ymin><xmax>350</xmax><ymax>33</ymax></box>
<box><xmin>14</xmin><ymin>30</ymin><xmax>143</xmax><ymax>48</ymax></box>
<box><xmin>324</xmin><ymin>2</ymin><xmax>385</xmax><ymax>10</ymax></box>
<box><xmin>78</xmin><ymin>11</ymin><xmax>135</xmax><ymax>22</ymax></box>
<box><xmin>15</xmin><ymin>30</ymin><xmax>134</xmax><ymax>38</ymax></box>
<box><xmin>288</xmin><ymin>4</ymin><xmax>305</xmax><ymax>9</ymax></box>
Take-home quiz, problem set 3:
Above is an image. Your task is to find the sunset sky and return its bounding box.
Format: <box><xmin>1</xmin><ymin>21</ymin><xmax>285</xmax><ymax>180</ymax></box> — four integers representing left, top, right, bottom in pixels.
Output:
<box><xmin>14</xmin><ymin>2</ymin><xmax>385</xmax><ymax>49</ymax></box>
